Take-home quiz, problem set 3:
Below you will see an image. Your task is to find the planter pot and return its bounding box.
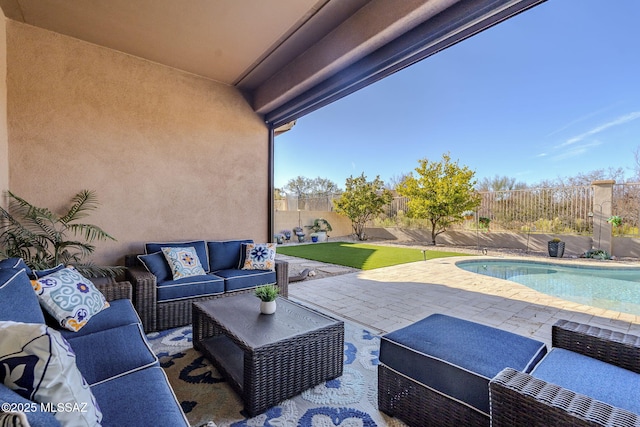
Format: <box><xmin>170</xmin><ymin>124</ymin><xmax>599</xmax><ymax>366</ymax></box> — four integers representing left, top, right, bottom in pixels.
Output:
<box><xmin>260</xmin><ymin>300</ymin><xmax>276</xmax><ymax>315</ymax></box>
<box><xmin>316</xmin><ymin>231</ymin><xmax>327</xmax><ymax>242</ymax></box>
<box><xmin>297</xmin><ymin>234</ymin><xmax>305</xmax><ymax>242</ymax></box>
<box><xmin>548</xmin><ymin>241</ymin><xmax>565</xmax><ymax>258</ymax></box>
<box><xmin>311</xmin><ymin>236</ymin><xmax>318</xmax><ymax>242</ymax></box>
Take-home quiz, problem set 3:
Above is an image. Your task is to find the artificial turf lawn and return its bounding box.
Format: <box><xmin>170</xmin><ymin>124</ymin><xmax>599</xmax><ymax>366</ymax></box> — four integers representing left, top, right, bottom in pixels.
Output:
<box><xmin>276</xmin><ymin>242</ymin><xmax>469</xmax><ymax>270</ymax></box>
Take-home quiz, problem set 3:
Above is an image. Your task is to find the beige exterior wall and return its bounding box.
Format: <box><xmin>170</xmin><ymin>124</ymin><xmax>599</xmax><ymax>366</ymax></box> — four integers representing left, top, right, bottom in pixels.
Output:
<box><xmin>6</xmin><ymin>21</ymin><xmax>269</xmax><ymax>265</ymax></box>
<box><xmin>0</xmin><ymin>15</ymin><xmax>8</xmax><ymax>208</ymax></box>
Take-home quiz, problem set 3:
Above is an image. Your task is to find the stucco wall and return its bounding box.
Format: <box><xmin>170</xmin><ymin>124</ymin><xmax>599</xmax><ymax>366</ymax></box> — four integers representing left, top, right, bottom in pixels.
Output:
<box><xmin>274</xmin><ymin>211</ymin><xmax>352</xmax><ymax>240</ymax></box>
<box><xmin>7</xmin><ymin>21</ymin><xmax>269</xmax><ymax>265</ymax></box>
<box><xmin>0</xmin><ymin>15</ymin><xmax>8</xmax><ymax>208</ymax></box>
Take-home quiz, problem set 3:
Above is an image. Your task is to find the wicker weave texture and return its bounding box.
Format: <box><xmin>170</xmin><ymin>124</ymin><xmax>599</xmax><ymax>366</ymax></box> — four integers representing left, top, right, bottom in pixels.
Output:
<box><xmin>193</xmin><ymin>298</ymin><xmax>344</xmax><ymax>417</ymax></box>
<box><xmin>378</xmin><ymin>364</ymin><xmax>489</xmax><ymax>427</ymax></box>
<box><xmin>126</xmin><ymin>258</ymin><xmax>289</xmax><ymax>332</ymax></box>
<box><xmin>490</xmin><ymin>368</ymin><xmax>640</xmax><ymax>427</ymax></box>
<box><xmin>96</xmin><ymin>280</ymin><xmax>133</xmax><ymax>302</ymax></box>
<box><xmin>552</xmin><ymin>319</ymin><xmax>640</xmax><ymax>374</ymax></box>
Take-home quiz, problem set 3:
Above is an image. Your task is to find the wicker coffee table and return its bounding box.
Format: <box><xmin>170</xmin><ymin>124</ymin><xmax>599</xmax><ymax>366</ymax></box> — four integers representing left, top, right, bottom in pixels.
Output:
<box><xmin>192</xmin><ymin>294</ymin><xmax>344</xmax><ymax>416</ymax></box>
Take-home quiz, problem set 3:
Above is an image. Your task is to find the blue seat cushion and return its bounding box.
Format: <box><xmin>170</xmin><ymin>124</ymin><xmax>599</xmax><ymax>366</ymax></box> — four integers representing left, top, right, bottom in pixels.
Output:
<box><xmin>0</xmin><ymin>386</ymin><xmax>61</xmax><ymax>427</ymax></box>
<box><xmin>66</xmin><ymin>323</ymin><xmax>158</xmax><ymax>385</ymax></box>
<box><xmin>54</xmin><ymin>299</ymin><xmax>141</xmax><ymax>339</ymax></box>
<box><xmin>0</xmin><ymin>268</ymin><xmax>45</xmax><ymax>324</ymax></box>
<box><xmin>214</xmin><ymin>268</ymin><xmax>276</xmax><ymax>292</ymax></box>
<box><xmin>0</xmin><ymin>257</ymin><xmax>33</xmax><ymax>278</ymax></box>
<box><xmin>91</xmin><ymin>366</ymin><xmax>188</xmax><ymax>427</ymax></box>
<box><xmin>531</xmin><ymin>348</ymin><xmax>640</xmax><ymax>414</ymax></box>
<box><xmin>379</xmin><ymin>314</ymin><xmax>547</xmax><ymax>416</ymax></box>
<box><xmin>207</xmin><ymin>239</ymin><xmax>252</xmax><ymax>270</ymax></box>
<box><xmin>145</xmin><ymin>240</ymin><xmax>209</xmax><ymax>272</ymax></box>
<box><xmin>156</xmin><ymin>274</ymin><xmax>224</xmax><ymax>302</ymax></box>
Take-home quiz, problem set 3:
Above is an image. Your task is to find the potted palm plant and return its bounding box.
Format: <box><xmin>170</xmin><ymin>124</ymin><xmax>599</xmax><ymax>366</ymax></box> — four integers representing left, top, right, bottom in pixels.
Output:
<box><xmin>255</xmin><ymin>284</ymin><xmax>279</xmax><ymax>314</ymax></box>
<box><xmin>548</xmin><ymin>238</ymin><xmax>565</xmax><ymax>258</ymax></box>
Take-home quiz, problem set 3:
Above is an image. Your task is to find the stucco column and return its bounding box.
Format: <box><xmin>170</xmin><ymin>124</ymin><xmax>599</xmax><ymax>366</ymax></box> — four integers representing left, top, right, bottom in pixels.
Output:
<box><xmin>592</xmin><ymin>180</ymin><xmax>614</xmax><ymax>253</ymax></box>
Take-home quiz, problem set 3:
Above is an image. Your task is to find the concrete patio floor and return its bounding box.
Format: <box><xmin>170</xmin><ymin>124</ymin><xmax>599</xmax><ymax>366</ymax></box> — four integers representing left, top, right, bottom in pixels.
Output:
<box><xmin>280</xmin><ymin>250</ymin><xmax>640</xmax><ymax>347</ymax></box>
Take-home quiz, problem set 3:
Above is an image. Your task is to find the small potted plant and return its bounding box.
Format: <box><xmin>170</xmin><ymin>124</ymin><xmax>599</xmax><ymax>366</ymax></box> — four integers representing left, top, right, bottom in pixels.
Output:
<box><xmin>274</xmin><ymin>233</ymin><xmax>284</xmax><ymax>244</ymax></box>
<box><xmin>281</xmin><ymin>229</ymin><xmax>292</xmax><ymax>242</ymax></box>
<box><xmin>462</xmin><ymin>210</ymin><xmax>474</xmax><ymax>220</ymax></box>
<box><xmin>293</xmin><ymin>226</ymin><xmax>305</xmax><ymax>242</ymax></box>
<box><xmin>310</xmin><ymin>232</ymin><xmax>319</xmax><ymax>243</ymax></box>
<box><xmin>307</xmin><ymin>218</ymin><xmax>332</xmax><ymax>242</ymax></box>
<box><xmin>548</xmin><ymin>237</ymin><xmax>565</xmax><ymax>258</ymax></box>
<box><xmin>255</xmin><ymin>284</ymin><xmax>279</xmax><ymax>314</ymax></box>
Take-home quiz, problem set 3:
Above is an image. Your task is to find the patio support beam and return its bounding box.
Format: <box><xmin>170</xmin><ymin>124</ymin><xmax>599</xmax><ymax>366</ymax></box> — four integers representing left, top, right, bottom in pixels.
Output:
<box><xmin>268</xmin><ymin>125</ymin><xmax>275</xmax><ymax>243</ymax></box>
<box><xmin>262</xmin><ymin>0</ymin><xmax>546</xmax><ymax>128</ymax></box>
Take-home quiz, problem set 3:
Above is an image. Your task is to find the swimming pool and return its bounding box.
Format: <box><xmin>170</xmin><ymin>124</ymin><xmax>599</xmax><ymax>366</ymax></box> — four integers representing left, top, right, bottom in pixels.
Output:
<box><xmin>456</xmin><ymin>259</ymin><xmax>640</xmax><ymax>315</ymax></box>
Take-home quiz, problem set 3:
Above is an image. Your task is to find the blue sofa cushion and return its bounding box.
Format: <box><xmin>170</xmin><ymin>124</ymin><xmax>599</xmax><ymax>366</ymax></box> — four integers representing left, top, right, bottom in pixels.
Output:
<box><xmin>207</xmin><ymin>239</ymin><xmax>252</xmax><ymax>270</ymax></box>
<box><xmin>156</xmin><ymin>274</ymin><xmax>224</xmax><ymax>302</ymax></box>
<box><xmin>214</xmin><ymin>268</ymin><xmax>276</xmax><ymax>292</ymax></box>
<box><xmin>66</xmin><ymin>323</ymin><xmax>158</xmax><ymax>386</ymax></box>
<box><xmin>0</xmin><ymin>257</ymin><xmax>33</xmax><ymax>277</ymax></box>
<box><xmin>32</xmin><ymin>263</ymin><xmax>65</xmax><ymax>279</ymax></box>
<box><xmin>91</xmin><ymin>366</ymin><xmax>189</xmax><ymax>427</ymax></box>
<box><xmin>379</xmin><ymin>314</ymin><xmax>547</xmax><ymax>416</ymax></box>
<box><xmin>0</xmin><ymin>386</ymin><xmax>61</xmax><ymax>427</ymax></box>
<box><xmin>145</xmin><ymin>240</ymin><xmax>209</xmax><ymax>272</ymax></box>
<box><xmin>138</xmin><ymin>251</ymin><xmax>172</xmax><ymax>283</ymax></box>
<box><xmin>55</xmin><ymin>299</ymin><xmax>141</xmax><ymax>340</ymax></box>
<box><xmin>531</xmin><ymin>348</ymin><xmax>640</xmax><ymax>414</ymax></box>
<box><xmin>0</xmin><ymin>268</ymin><xmax>45</xmax><ymax>324</ymax></box>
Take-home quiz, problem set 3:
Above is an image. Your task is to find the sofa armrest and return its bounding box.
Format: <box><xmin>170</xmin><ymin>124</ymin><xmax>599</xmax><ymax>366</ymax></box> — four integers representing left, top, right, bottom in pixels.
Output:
<box><xmin>490</xmin><ymin>367</ymin><xmax>640</xmax><ymax>427</ymax></box>
<box><xmin>552</xmin><ymin>319</ymin><xmax>640</xmax><ymax>374</ymax></box>
<box><xmin>125</xmin><ymin>266</ymin><xmax>157</xmax><ymax>333</ymax></box>
<box><xmin>275</xmin><ymin>259</ymin><xmax>289</xmax><ymax>298</ymax></box>
<box><xmin>95</xmin><ymin>280</ymin><xmax>133</xmax><ymax>302</ymax></box>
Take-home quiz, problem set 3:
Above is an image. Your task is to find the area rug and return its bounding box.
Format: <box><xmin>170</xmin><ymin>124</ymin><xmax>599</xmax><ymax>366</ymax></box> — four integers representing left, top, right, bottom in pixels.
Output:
<box><xmin>147</xmin><ymin>319</ymin><xmax>406</xmax><ymax>427</ymax></box>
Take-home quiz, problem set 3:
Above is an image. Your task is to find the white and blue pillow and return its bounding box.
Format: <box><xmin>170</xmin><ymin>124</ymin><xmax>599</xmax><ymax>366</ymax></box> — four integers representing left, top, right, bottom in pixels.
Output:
<box><xmin>33</xmin><ymin>267</ymin><xmax>109</xmax><ymax>332</ymax></box>
<box><xmin>241</xmin><ymin>243</ymin><xmax>276</xmax><ymax>271</ymax></box>
<box><xmin>161</xmin><ymin>247</ymin><xmax>206</xmax><ymax>280</ymax></box>
<box><xmin>0</xmin><ymin>321</ymin><xmax>102</xmax><ymax>426</ymax></box>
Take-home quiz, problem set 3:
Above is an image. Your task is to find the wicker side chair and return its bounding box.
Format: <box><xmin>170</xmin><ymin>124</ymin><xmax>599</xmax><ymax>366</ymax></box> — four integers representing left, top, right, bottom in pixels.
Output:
<box><xmin>490</xmin><ymin>319</ymin><xmax>640</xmax><ymax>427</ymax></box>
<box><xmin>125</xmin><ymin>256</ymin><xmax>289</xmax><ymax>332</ymax></box>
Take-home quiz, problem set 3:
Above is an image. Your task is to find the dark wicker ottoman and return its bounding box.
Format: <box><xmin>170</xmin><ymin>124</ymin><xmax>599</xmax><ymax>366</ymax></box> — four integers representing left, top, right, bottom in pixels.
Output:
<box><xmin>378</xmin><ymin>314</ymin><xmax>547</xmax><ymax>427</ymax></box>
<box><xmin>193</xmin><ymin>294</ymin><xmax>344</xmax><ymax>416</ymax></box>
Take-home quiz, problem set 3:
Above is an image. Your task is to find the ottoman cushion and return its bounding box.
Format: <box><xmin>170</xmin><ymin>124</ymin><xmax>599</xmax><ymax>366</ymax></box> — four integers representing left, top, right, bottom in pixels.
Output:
<box><xmin>379</xmin><ymin>314</ymin><xmax>547</xmax><ymax>415</ymax></box>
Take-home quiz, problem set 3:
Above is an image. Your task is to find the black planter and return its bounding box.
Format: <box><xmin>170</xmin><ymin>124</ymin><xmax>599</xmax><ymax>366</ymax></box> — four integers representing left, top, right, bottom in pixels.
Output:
<box><xmin>548</xmin><ymin>241</ymin><xmax>565</xmax><ymax>258</ymax></box>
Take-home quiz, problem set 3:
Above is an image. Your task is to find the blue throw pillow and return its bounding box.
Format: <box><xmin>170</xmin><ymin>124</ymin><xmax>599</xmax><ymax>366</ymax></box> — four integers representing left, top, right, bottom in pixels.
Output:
<box><xmin>0</xmin><ymin>268</ymin><xmax>45</xmax><ymax>324</ymax></box>
<box><xmin>145</xmin><ymin>240</ymin><xmax>209</xmax><ymax>272</ymax></box>
<box><xmin>32</xmin><ymin>264</ymin><xmax>65</xmax><ymax>279</ymax></box>
<box><xmin>207</xmin><ymin>239</ymin><xmax>253</xmax><ymax>271</ymax></box>
<box><xmin>138</xmin><ymin>251</ymin><xmax>171</xmax><ymax>283</ymax></box>
<box><xmin>0</xmin><ymin>258</ymin><xmax>33</xmax><ymax>278</ymax></box>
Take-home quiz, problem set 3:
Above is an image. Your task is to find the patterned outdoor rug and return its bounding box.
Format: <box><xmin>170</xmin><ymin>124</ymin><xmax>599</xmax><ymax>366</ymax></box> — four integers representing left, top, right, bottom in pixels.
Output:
<box><xmin>147</xmin><ymin>319</ymin><xmax>406</xmax><ymax>427</ymax></box>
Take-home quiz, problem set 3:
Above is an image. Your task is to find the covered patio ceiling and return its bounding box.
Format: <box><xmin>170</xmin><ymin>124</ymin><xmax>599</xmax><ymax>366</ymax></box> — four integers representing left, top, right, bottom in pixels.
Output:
<box><xmin>0</xmin><ymin>0</ymin><xmax>545</xmax><ymax>127</ymax></box>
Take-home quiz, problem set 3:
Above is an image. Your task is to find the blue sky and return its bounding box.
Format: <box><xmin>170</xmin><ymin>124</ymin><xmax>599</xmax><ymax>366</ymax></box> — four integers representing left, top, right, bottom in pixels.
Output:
<box><xmin>274</xmin><ymin>0</ymin><xmax>640</xmax><ymax>191</ymax></box>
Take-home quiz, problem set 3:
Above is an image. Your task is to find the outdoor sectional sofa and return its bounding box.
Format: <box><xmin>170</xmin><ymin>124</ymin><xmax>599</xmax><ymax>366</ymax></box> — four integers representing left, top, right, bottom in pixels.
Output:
<box><xmin>125</xmin><ymin>239</ymin><xmax>289</xmax><ymax>332</ymax></box>
<box><xmin>379</xmin><ymin>314</ymin><xmax>640</xmax><ymax>427</ymax></box>
<box><xmin>0</xmin><ymin>259</ymin><xmax>188</xmax><ymax>427</ymax></box>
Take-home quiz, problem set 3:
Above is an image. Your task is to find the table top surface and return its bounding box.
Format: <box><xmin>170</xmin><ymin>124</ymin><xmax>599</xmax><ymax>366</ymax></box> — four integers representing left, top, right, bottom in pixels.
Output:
<box><xmin>194</xmin><ymin>294</ymin><xmax>342</xmax><ymax>349</ymax></box>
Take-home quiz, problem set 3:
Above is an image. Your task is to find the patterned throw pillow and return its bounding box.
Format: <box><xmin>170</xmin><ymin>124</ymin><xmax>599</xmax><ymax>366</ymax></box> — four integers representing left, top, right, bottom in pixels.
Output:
<box><xmin>33</xmin><ymin>267</ymin><xmax>109</xmax><ymax>332</ymax></box>
<box><xmin>161</xmin><ymin>246</ymin><xmax>206</xmax><ymax>280</ymax></box>
<box><xmin>241</xmin><ymin>243</ymin><xmax>276</xmax><ymax>271</ymax></box>
<box><xmin>0</xmin><ymin>321</ymin><xmax>102</xmax><ymax>426</ymax></box>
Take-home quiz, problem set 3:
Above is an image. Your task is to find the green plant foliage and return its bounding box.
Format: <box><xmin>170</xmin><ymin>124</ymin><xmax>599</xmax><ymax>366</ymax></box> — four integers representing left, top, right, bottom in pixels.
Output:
<box><xmin>0</xmin><ymin>190</ymin><xmax>123</xmax><ymax>277</ymax></box>
<box><xmin>254</xmin><ymin>284</ymin><xmax>279</xmax><ymax>301</ymax></box>
<box><xmin>308</xmin><ymin>218</ymin><xmax>333</xmax><ymax>233</ymax></box>
<box><xmin>583</xmin><ymin>249</ymin><xmax>612</xmax><ymax>260</ymax></box>
<box><xmin>334</xmin><ymin>173</ymin><xmax>392</xmax><ymax>241</ymax></box>
<box><xmin>396</xmin><ymin>153</ymin><xmax>481</xmax><ymax>244</ymax></box>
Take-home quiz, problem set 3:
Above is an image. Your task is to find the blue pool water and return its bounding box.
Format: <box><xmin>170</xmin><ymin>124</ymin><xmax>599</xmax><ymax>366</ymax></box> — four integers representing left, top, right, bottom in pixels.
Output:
<box><xmin>456</xmin><ymin>259</ymin><xmax>640</xmax><ymax>315</ymax></box>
